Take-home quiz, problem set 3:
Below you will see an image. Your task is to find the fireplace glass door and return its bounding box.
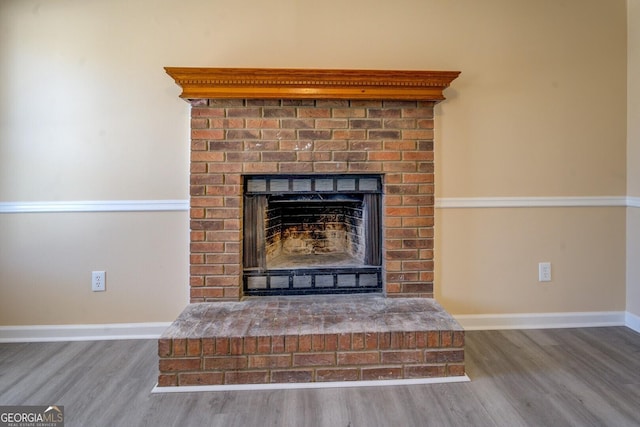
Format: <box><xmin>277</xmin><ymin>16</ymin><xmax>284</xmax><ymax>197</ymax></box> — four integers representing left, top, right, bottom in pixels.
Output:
<box><xmin>243</xmin><ymin>174</ymin><xmax>382</xmax><ymax>295</ymax></box>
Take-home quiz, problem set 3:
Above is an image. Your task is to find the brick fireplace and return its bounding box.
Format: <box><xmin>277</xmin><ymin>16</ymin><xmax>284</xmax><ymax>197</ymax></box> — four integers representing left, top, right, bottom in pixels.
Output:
<box><xmin>157</xmin><ymin>68</ymin><xmax>465</xmax><ymax>387</ymax></box>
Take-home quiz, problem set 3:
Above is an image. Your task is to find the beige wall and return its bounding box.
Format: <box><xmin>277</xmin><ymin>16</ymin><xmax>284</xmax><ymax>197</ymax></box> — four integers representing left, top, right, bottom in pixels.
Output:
<box><xmin>0</xmin><ymin>212</ymin><xmax>189</xmax><ymax>324</ymax></box>
<box><xmin>0</xmin><ymin>0</ymin><xmax>628</xmax><ymax>324</ymax></box>
<box><xmin>436</xmin><ymin>207</ymin><xmax>626</xmax><ymax>314</ymax></box>
<box><xmin>628</xmin><ymin>0</ymin><xmax>640</xmax><ymax>317</ymax></box>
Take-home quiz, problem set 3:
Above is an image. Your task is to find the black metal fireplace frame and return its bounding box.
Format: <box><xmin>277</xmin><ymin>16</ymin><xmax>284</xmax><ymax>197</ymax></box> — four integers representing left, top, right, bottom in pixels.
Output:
<box><xmin>242</xmin><ymin>174</ymin><xmax>383</xmax><ymax>296</ymax></box>
<box><xmin>243</xmin><ymin>267</ymin><xmax>382</xmax><ymax>296</ymax></box>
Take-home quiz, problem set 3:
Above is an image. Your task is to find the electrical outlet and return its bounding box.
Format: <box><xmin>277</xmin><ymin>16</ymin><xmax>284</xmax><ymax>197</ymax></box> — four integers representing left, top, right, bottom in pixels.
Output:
<box><xmin>538</xmin><ymin>262</ymin><xmax>551</xmax><ymax>282</ymax></box>
<box><xmin>92</xmin><ymin>271</ymin><xmax>106</xmax><ymax>292</ymax></box>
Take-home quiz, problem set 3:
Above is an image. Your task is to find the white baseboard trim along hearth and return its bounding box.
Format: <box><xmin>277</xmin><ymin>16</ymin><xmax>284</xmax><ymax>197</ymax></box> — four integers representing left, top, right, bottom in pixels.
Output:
<box><xmin>151</xmin><ymin>375</ymin><xmax>471</xmax><ymax>393</ymax></box>
<box><xmin>1</xmin><ymin>312</ymin><xmax>637</xmax><ymax>343</ymax></box>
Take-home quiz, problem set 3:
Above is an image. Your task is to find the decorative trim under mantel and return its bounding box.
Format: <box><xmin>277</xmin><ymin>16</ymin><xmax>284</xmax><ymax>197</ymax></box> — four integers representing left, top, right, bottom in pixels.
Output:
<box><xmin>164</xmin><ymin>67</ymin><xmax>460</xmax><ymax>101</ymax></box>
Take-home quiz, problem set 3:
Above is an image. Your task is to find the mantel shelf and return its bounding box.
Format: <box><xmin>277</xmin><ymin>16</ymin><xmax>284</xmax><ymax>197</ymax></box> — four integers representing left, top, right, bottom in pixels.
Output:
<box><xmin>165</xmin><ymin>67</ymin><xmax>460</xmax><ymax>101</ymax></box>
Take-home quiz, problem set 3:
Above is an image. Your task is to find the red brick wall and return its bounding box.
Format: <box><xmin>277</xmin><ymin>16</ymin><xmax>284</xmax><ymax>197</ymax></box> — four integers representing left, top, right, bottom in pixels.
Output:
<box><xmin>189</xmin><ymin>99</ymin><xmax>435</xmax><ymax>302</ymax></box>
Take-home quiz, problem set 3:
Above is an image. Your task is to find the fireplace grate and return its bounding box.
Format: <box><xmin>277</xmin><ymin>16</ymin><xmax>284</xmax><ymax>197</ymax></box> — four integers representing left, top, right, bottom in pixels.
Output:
<box><xmin>243</xmin><ymin>267</ymin><xmax>382</xmax><ymax>296</ymax></box>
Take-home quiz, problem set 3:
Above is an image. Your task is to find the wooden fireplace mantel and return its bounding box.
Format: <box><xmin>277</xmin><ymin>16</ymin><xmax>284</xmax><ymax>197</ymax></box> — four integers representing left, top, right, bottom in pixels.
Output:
<box><xmin>165</xmin><ymin>67</ymin><xmax>460</xmax><ymax>101</ymax></box>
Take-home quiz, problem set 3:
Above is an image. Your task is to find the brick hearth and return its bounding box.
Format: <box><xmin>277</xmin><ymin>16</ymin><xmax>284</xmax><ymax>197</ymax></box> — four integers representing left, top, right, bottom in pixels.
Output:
<box><xmin>158</xmin><ymin>296</ymin><xmax>463</xmax><ymax>386</ymax></box>
<box><xmin>159</xmin><ymin>68</ymin><xmax>464</xmax><ymax>386</ymax></box>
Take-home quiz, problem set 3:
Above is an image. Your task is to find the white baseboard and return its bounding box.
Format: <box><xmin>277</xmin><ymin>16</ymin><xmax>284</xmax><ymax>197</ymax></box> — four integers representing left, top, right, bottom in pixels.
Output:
<box><xmin>626</xmin><ymin>312</ymin><xmax>640</xmax><ymax>333</ymax></box>
<box><xmin>454</xmin><ymin>311</ymin><xmax>626</xmax><ymax>331</ymax></box>
<box><xmin>152</xmin><ymin>375</ymin><xmax>471</xmax><ymax>393</ymax></box>
<box><xmin>0</xmin><ymin>312</ymin><xmax>637</xmax><ymax>343</ymax></box>
<box><xmin>0</xmin><ymin>322</ymin><xmax>172</xmax><ymax>343</ymax></box>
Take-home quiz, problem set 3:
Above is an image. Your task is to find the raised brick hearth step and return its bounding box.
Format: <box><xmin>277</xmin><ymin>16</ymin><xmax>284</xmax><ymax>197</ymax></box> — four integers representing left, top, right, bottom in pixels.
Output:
<box><xmin>157</xmin><ymin>295</ymin><xmax>464</xmax><ymax>386</ymax></box>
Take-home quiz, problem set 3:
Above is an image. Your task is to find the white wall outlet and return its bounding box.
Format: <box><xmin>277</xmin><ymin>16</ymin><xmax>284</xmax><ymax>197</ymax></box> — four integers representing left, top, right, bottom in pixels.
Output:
<box><xmin>538</xmin><ymin>262</ymin><xmax>551</xmax><ymax>282</ymax></box>
<box><xmin>91</xmin><ymin>271</ymin><xmax>106</xmax><ymax>292</ymax></box>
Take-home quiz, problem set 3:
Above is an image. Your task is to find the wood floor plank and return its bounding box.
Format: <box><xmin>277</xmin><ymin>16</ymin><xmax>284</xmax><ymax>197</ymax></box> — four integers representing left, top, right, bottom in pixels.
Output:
<box><xmin>1</xmin><ymin>327</ymin><xmax>640</xmax><ymax>427</ymax></box>
<box><xmin>467</xmin><ymin>328</ymin><xmax>640</xmax><ymax>427</ymax></box>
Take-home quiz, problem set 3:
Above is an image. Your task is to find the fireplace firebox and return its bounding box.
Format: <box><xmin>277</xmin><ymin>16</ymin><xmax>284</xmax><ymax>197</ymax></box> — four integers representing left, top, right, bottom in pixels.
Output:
<box><xmin>243</xmin><ymin>174</ymin><xmax>382</xmax><ymax>295</ymax></box>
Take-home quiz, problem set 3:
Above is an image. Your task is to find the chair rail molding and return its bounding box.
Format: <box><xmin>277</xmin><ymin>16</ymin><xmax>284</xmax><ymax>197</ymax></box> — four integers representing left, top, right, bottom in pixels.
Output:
<box><xmin>0</xmin><ymin>200</ymin><xmax>189</xmax><ymax>213</ymax></box>
<box><xmin>628</xmin><ymin>196</ymin><xmax>640</xmax><ymax>208</ymax></box>
<box><xmin>435</xmin><ymin>196</ymin><xmax>628</xmax><ymax>209</ymax></box>
<box><xmin>1</xmin><ymin>196</ymin><xmax>634</xmax><ymax>214</ymax></box>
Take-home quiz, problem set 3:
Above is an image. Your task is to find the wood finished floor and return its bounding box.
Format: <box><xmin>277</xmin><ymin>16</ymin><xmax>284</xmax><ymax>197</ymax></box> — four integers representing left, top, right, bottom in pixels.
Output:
<box><xmin>1</xmin><ymin>327</ymin><xmax>639</xmax><ymax>427</ymax></box>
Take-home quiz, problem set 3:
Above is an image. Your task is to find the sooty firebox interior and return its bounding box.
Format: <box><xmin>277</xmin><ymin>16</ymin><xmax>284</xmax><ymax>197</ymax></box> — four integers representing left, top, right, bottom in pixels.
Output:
<box><xmin>243</xmin><ymin>174</ymin><xmax>382</xmax><ymax>296</ymax></box>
